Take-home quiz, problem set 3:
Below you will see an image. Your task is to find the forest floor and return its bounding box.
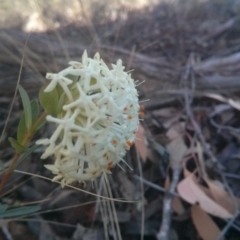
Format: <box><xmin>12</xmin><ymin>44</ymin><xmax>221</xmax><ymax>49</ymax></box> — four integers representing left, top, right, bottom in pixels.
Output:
<box><xmin>1</xmin><ymin>0</ymin><xmax>240</xmax><ymax>239</ymax></box>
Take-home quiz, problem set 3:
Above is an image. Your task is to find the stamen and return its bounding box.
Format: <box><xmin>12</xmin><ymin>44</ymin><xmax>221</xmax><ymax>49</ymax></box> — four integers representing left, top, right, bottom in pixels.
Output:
<box><xmin>139</xmin><ymin>99</ymin><xmax>150</xmax><ymax>103</ymax></box>
<box><xmin>126</xmin><ymin>141</ymin><xmax>134</xmax><ymax>147</ymax></box>
<box><xmin>135</xmin><ymin>80</ymin><xmax>145</xmax><ymax>87</ymax></box>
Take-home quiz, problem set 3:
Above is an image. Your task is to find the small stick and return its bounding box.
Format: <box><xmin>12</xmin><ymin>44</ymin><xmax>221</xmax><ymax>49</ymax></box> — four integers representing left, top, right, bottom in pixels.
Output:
<box><xmin>156</xmin><ymin>166</ymin><xmax>182</xmax><ymax>240</ymax></box>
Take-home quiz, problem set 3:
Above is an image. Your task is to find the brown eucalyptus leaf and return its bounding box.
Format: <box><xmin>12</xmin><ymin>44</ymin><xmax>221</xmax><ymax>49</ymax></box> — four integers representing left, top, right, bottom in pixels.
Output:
<box><xmin>178</xmin><ymin>174</ymin><xmax>233</xmax><ymax>218</ymax></box>
<box><xmin>191</xmin><ymin>205</ymin><xmax>224</xmax><ymax>240</ymax></box>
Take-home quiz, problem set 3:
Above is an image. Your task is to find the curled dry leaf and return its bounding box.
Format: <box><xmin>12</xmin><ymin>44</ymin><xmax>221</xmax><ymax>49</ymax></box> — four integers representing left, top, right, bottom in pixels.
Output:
<box><xmin>205</xmin><ymin>178</ymin><xmax>240</xmax><ymax>215</ymax></box>
<box><xmin>191</xmin><ymin>205</ymin><xmax>224</xmax><ymax>240</ymax></box>
<box><xmin>177</xmin><ymin>174</ymin><xmax>233</xmax><ymax>219</ymax></box>
<box><xmin>166</xmin><ymin>122</ymin><xmax>187</xmax><ymax>164</ymax></box>
<box><xmin>135</xmin><ymin>123</ymin><xmax>148</xmax><ymax>162</ymax></box>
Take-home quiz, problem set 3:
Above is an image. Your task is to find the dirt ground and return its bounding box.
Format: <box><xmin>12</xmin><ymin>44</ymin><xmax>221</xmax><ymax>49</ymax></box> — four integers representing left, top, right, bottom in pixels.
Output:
<box><xmin>1</xmin><ymin>0</ymin><xmax>240</xmax><ymax>239</ymax></box>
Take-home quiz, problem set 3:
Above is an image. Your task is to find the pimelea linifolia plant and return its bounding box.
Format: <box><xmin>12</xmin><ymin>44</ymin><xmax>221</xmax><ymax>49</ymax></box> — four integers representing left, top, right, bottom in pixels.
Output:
<box><xmin>4</xmin><ymin>51</ymin><xmax>141</xmax><ymax>189</ymax></box>
<box><xmin>37</xmin><ymin>51</ymin><xmax>140</xmax><ymax>186</ymax></box>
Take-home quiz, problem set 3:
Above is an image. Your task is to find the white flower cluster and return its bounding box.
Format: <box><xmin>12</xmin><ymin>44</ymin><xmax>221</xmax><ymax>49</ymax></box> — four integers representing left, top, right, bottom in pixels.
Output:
<box><xmin>36</xmin><ymin>51</ymin><xmax>140</xmax><ymax>187</ymax></box>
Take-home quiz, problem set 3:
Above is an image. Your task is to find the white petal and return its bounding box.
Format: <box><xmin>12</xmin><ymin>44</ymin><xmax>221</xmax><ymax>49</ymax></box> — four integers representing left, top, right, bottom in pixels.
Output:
<box><xmin>82</xmin><ymin>50</ymin><xmax>88</xmax><ymax>65</ymax></box>
<box><xmin>44</xmin><ymin>164</ymin><xmax>59</xmax><ymax>173</ymax></box>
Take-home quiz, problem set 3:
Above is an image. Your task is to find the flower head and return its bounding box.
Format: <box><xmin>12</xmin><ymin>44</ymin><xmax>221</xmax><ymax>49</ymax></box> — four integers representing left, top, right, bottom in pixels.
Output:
<box><xmin>37</xmin><ymin>51</ymin><xmax>139</xmax><ymax>187</ymax></box>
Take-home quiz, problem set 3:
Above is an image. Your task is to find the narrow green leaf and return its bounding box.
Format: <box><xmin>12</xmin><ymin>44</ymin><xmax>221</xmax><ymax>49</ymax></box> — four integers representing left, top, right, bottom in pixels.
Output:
<box><xmin>0</xmin><ymin>204</ymin><xmax>8</xmax><ymax>213</ymax></box>
<box><xmin>8</xmin><ymin>137</ymin><xmax>25</xmax><ymax>153</ymax></box>
<box><xmin>31</xmin><ymin>99</ymin><xmax>39</xmax><ymax>123</ymax></box>
<box><xmin>0</xmin><ymin>205</ymin><xmax>41</xmax><ymax>218</ymax></box>
<box><xmin>39</xmin><ymin>84</ymin><xmax>60</xmax><ymax>116</ymax></box>
<box><xmin>17</xmin><ymin>112</ymin><xmax>27</xmax><ymax>144</ymax></box>
<box><xmin>18</xmin><ymin>85</ymin><xmax>32</xmax><ymax>130</ymax></box>
<box><xmin>14</xmin><ymin>144</ymin><xmax>39</xmax><ymax>169</ymax></box>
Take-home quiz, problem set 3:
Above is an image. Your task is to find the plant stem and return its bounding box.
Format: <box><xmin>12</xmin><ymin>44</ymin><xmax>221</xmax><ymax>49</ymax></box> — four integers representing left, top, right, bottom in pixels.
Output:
<box><xmin>0</xmin><ymin>111</ymin><xmax>47</xmax><ymax>194</ymax></box>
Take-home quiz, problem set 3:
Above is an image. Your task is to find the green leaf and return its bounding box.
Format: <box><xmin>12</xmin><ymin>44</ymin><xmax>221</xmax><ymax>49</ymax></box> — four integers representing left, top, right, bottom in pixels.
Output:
<box><xmin>18</xmin><ymin>85</ymin><xmax>32</xmax><ymax>130</ymax></box>
<box><xmin>17</xmin><ymin>112</ymin><xmax>27</xmax><ymax>144</ymax></box>
<box><xmin>39</xmin><ymin>83</ymin><xmax>60</xmax><ymax>116</ymax></box>
<box><xmin>0</xmin><ymin>203</ymin><xmax>8</xmax><ymax>213</ymax></box>
<box><xmin>8</xmin><ymin>137</ymin><xmax>25</xmax><ymax>153</ymax></box>
<box><xmin>31</xmin><ymin>100</ymin><xmax>39</xmax><ymax>123</ymax></box>
<box><xmin>14</xmin><ymin>144</ymin><xmax>39</xmax><ymax>169</ymax></box>
<box><xmin>0</xmin><ymin>205</ymin><xmax>41</xmax><ymax>218</ymax></box>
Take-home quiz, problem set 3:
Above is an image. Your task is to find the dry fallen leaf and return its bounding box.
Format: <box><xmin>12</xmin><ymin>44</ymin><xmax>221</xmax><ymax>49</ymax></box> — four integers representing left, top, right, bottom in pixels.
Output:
<box><xmin>177</xmin><ymin>174</ymin><xmax>233</xmax><ymax>219</ymax></box>
<box><xmin>177</xmin><ymin>174</ymin><xmax>197</xmax><ymax>204</ymax></box>
<box><xmin>205</xmin><ymin>178</ymin><xmax>239</xmax><ymax>215</ymax></box>
<box><xmin>135</xmin><ymin>123</ymin><xmax>148</xmax><ymax>162</ymax></box>
<box><xmin>193</xmin><ymin>141</ymin><xmax>239</xmax><ymax>216</ymax></box>
<box><xmin>195</xmin><ymin>142</ymin><xmax>238</xmax><ymax>215</ymax></box>
<box><xmin>172</xmin><ymin>197</ymin><xmax>186</xmax><ymax>216</ymax></box>
<box><xmin>191</xmin><ymin>205</ymin><xmax>224</xmax><ymax>240</ymax></box>
<box><xmin>166</xmin><ymin>122</ymin><xmax>188</xmax><ymax>164</ymax></box>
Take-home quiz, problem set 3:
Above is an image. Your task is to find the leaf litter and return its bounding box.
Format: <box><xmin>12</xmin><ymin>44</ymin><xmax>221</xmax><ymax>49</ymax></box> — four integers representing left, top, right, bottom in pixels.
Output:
<box><xmin>1</xmin><ymin>0</ymin><xmax>240</xmax><ymax>239</ymax></box>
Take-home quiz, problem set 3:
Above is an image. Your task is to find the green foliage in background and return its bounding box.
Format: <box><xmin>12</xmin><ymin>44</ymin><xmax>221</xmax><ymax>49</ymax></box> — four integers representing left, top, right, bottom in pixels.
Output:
<box><xmin>0</xmin><ymin>203</ymin><xmax>40</xmax><ymax>218</ymax></box>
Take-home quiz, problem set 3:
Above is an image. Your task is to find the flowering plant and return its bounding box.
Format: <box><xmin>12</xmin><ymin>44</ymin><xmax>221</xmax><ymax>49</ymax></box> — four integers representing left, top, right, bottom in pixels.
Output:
<box><xmin>36</xmin><ymin>51</ymin><xmax>140</xmax><ymax>187</ymax></box>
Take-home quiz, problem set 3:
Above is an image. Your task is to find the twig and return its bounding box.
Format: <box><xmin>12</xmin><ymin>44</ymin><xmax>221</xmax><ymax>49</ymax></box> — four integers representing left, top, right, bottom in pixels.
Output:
<box><xmin>210</xmin><ymin>118</ymin><xmax>240</xmax><ymax>134</ymax></box>
<box><xmin>156</xmin><ymin>166</ymin><xmax>182</xmax><ymax>240</ymax></box>
<box><xmin>133</xmin><ymin>175</ymin><xmax>179</xmax><ymax>197</ymax></box>
<box><xmin>216</xmin><ymin>174</ymin><xmax>239</xmax><ymax>240</ymax></box>
<box><xmin>183</xmin><ymin>54</ymin><xmax>240</xmax><ymax>240</ymax></box>
<box><xmin>194</xmin><ymin>52</ymin><xmax>240</xmax><ymax>72</ymax></box>
<box><xmin>183</xmin><ymin>54</ymin><xmax>219</xmax><ymax>164</ymax></box>
<box><xmin>224</xmin><ymin>173</ymin><xmax>240</xmax><ymax>180</ymax></box>
<box><xmin>1</xmin><ymin>226</ymin><xmax>13</xmax><ymax>240</ymax></box>
<box><xmin>201</xmin><ymin>18</ymin><xmax>236</xmax><ymax>42</ymax></box>
<box><xmin>136</xmin><ymin>150</ymin><xmax>145</xmax><ymax>240</ymax></box>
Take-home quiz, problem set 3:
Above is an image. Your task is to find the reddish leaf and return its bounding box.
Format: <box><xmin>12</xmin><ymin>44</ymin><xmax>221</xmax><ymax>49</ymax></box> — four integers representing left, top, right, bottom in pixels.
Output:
<box><xmin>177</xmin><ymin>174</ymin><xmax>233</xmax><ymax>219</ymax></box>
<box><xmin>191</xmin><ymin>205</ymin><xmax>224</xmax><ymax>240</ymax></box>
